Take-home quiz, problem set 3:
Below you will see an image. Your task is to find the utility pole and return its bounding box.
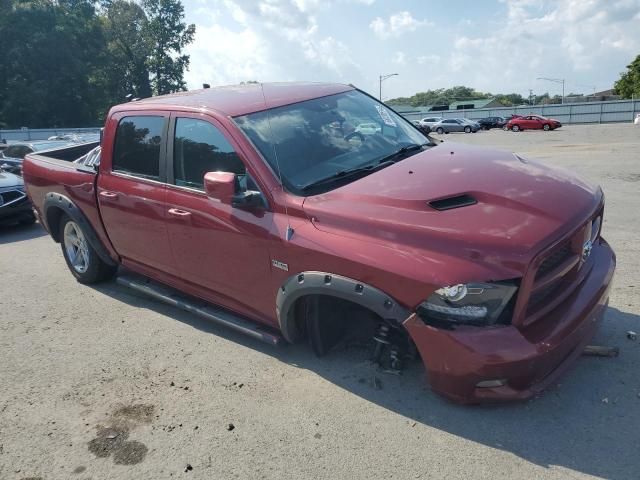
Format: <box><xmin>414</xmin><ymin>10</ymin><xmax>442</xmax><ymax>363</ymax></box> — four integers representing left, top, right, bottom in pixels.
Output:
<box><xmin>379</xmin><ymin>73</ymin><xmax>399</xmax><ymax>102</ymax></box>
<box><xmin>537</xmin><ymin>77</ymin><xmax>565</xmax><ymax>104</ymax></box>
<box><xmin>529</xmin><ymin>89</ymin><xmax>534</xmax><ymax>106</ymax></box>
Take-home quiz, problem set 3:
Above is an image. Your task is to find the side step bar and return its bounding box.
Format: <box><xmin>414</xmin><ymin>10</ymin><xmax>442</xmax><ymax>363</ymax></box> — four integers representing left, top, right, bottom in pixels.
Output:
<box><xmin>116</xmin><ymin>273</ymin><xmax>284</xmax><ymax>346</ymax></box>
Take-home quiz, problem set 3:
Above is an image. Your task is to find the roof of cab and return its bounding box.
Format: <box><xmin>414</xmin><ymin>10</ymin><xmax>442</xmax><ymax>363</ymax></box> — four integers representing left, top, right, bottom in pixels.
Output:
<box><xmin>115</xmin><ymin>82</ymin><xmax>354</xmax><ymax>117</ymax></box>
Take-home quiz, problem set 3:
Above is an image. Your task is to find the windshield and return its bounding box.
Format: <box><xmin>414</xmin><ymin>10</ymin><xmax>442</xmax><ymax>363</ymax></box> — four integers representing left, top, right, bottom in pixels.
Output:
<box><xmin>234</xmin><ymin>90</ymin><xmax>428</xmax><ymax>195</ymax></box>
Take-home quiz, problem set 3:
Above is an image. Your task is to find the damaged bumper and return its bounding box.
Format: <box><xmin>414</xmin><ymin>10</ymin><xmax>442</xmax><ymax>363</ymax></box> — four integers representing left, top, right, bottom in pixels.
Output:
<box><xmin>404</xmin><ymin>239</ymin><xmax>616</xmax><ymax>404</ymax></box>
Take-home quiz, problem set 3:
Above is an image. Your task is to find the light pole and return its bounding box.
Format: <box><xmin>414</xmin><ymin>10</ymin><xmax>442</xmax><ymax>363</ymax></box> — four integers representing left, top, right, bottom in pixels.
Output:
<box><xmin>379</xmin><ymin>73</ymin><xmax>398</xmax><ymax>102</ymax></box>
<box><xmin>537</xmin><ymin>77</ymin><xmax>565</xmax><ymax>104</ymax></box>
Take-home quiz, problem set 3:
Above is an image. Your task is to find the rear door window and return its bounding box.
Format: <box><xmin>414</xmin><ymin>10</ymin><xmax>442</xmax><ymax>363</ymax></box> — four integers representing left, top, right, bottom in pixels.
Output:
<box><xmin>112</xmin><ymin>116</ymin><xmax>165</xmax><ymax>180</ymax></box>
<box><xmin>173</xmin><ymin>118</ymin><xmax>245</xmax><ymax>190</ymax></box>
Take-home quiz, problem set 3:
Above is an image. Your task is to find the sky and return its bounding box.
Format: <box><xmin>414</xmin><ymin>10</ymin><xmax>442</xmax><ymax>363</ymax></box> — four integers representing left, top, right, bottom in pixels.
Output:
<box><xmin>181</xmin><ymin>0</ymin><xmax>640</xmax><ymax>101</ymax></box>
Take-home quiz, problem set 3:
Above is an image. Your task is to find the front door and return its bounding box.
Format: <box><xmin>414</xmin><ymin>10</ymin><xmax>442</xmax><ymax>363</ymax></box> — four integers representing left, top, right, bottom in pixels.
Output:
<box><xmin>98</xmin><ymin>113</ymin><xmax>177</xmax><ymax>275</ymax></box>
<box><xmin>163</xmin><ymin>113</ymin><xmax>275</xmax><ymax>320</ymax></box>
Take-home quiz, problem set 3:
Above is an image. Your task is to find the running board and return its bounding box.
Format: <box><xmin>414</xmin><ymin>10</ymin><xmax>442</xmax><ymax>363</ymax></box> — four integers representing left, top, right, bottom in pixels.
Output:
<box><xmin>116</xmin><ymin>273</ymin><xmax>284</xmax><ymax>346</ymax></box>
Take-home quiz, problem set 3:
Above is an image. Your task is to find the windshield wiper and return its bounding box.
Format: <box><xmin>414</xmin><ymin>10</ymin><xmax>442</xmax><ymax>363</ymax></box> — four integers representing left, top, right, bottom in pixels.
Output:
<box><xmin>376</xmin><ymin>143</ymin><xmax>427</xmax><ymax>164</ymax></box>
<box><xmin>300</xmin><ymin>160</ymin><xmax>395</xmax><ymax>192</ymax></box>
<box><xmin>300</xmin><ymin>143</ymin><xmax>427</xmax><ymax>193</ymax></box>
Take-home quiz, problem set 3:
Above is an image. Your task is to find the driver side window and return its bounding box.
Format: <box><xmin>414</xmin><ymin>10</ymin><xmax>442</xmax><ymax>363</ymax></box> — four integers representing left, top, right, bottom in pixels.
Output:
<box><xmin>173</xmin><ymin>118</ymin><xmax>246</xmax><ymax>191</ymax></box>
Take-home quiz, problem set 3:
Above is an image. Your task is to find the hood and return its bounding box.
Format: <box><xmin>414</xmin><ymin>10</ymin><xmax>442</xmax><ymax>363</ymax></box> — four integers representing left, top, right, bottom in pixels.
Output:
<box><xmin>302</xmin><ymin>143</ymin><xmax>600</xmax><ymax>277</ymax></box>
<box><xmin>0</xmin><ymin>170</ymin><xmax>23</xmax><ymax>189</ymax></box>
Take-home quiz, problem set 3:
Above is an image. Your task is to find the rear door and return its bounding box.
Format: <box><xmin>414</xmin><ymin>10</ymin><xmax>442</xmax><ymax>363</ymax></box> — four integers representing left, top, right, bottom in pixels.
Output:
<box><xmin>164</xmin><ymin>112</ymin><xmax>275</xmax><ymax>319</ymax></box>
<box><xmin>98</xmin><ymin>113</ymin><xmax>177</xmax><ymax>275</ymax></box>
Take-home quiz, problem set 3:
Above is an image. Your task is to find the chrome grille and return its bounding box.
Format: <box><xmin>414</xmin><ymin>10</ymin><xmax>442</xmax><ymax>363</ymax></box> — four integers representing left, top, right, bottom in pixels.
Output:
<box><xmin>0</xmin><ymin>189</ymin><xmax>26</xmax><ymax>207</ymax></box>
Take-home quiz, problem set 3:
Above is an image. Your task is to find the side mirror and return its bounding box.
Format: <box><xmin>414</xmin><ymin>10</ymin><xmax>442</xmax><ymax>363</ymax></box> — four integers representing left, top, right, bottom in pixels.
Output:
<box><xmin>204</xmin><ymin>171</ymin><xmax>236</xmax><ymax>204</ymax></box>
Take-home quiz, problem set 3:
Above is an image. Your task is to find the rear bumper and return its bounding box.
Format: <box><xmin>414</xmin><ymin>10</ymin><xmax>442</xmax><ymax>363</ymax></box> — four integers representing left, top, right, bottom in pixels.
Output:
<box><xmin>404</xmin><ymin>238</ymin><xmax>616</xmax><ymax>404</ymax></box>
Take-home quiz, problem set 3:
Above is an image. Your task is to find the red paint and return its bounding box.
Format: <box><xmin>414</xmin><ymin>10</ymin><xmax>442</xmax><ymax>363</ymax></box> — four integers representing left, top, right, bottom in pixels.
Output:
<box><xmin>22</xmin><ymin>83</ymin><xmax>616</xmax><ymax>403</ymax></box>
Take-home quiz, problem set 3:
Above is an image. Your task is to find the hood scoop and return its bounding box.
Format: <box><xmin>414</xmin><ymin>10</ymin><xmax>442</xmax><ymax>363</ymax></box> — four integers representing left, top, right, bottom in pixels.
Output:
<box><xmin>428</xmin><ymin>193</ymin><xmax>477</xmax><ymax>211</ymax></box>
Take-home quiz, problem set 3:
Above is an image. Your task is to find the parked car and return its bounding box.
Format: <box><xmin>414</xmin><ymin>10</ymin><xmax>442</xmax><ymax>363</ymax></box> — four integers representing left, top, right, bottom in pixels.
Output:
<box><xmin>460</xmin><ymin>118</ymin><xmax>481</xmax><ymax>129</ymax></box>
<box><xmin>0</xmin><ymin>140</ymin><xmax>74</xmax><ymax>169</ymax></box>
<box><xmin>634</xmin><ymin>113</ymin><xmax>640</xmax><ymax>125</ymax></box>
<box><xmin>432</xmin><ymin>118</ymin><xmax>479</xmax><ymax>134</ymax></box>
<box><xmin>478</xmin><ymin>117</ymin><xmax>507</xmax><ymax>130</ymax></box>
<box><xmin>412</xmin><ymin>120</ymin><xmax>432</xmax><ymax>135</ymax></box>
<box><xmin>418</xmin><ymin>117</ymin><xmax>443</xmax><ymax>128</ymax></box>
<box><xmin>0</xmin><ymin>164</ymin><xmax>35</xmax><ymax>226</ymax></box>
<box><xmin>507</xmin><ymin>115</ymin><xmax>561</xmax><ymax>132</ymax></box>
<box><xmin>23</xmin><ymin>82</ymin><xmax>615</xmax><ymax>404</ymax></box>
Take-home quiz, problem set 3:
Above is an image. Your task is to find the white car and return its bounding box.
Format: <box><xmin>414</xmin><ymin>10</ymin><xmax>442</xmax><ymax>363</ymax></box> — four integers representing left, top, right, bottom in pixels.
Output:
<box><xmin>634</xmin><ymin>113</ymin><xmax>640</xmax><ymax>125</ymax></box>
<box><xmin>419</xmin><ymin>116</ymin><xmax>443</xmax><ymax>128</ymax></box>
<box><xmin>355</xmin><ymin>123</ymin><xmax>382</xmax><ymax>135</ymax></box>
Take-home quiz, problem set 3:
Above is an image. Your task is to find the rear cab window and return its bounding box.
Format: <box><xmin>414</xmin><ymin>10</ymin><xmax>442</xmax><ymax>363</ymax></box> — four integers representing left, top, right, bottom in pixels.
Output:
<box><xmin>112</xmin><ymin>116</ymin><xmax>165</xmax><ymax>180</ymax></box>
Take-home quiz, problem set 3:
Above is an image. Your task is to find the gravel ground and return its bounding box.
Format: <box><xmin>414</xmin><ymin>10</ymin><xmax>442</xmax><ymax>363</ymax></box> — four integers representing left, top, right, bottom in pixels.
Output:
<box><xmin>1</xmin><ymin>123</ymin><xmax>639</xmax><ymax>480</ymax></box>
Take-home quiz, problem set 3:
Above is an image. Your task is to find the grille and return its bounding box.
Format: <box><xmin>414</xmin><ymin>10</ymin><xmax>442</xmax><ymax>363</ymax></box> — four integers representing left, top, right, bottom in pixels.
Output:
<box><xmin>535</xmin><ymin>242</ymin><xmax>573</xmax><ymax>280</ymax></box>
<box><xmin>0</xmin><ymin>189</ymin><xmax>25</xmax><ymax>206</ymax></box>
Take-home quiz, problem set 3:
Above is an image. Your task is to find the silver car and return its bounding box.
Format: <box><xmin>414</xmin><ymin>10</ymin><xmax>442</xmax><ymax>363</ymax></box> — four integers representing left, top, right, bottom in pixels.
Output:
<box><xmin>418</xmin><ymin>116</ymin><xmax>443</xmax><ymax>128</ymax></box>
<box><xmin>431</xmin><ymin>118</ymin><xmax>479</xmax><ymax>134</ymax></box>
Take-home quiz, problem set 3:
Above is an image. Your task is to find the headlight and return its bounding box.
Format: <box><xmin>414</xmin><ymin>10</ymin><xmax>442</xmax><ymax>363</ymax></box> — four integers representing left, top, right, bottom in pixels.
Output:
<box><xmin>417</xmin><ymin>281</ymin><xmax>518</xmax><ymax>328</ymax></box>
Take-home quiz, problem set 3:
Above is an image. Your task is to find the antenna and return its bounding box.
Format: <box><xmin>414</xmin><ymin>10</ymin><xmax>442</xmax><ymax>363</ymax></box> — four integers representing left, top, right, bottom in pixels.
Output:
<box><xmin>259</xmin><ymin>83</ymin><xmax>294</xmax><ymax>241</ymax></box>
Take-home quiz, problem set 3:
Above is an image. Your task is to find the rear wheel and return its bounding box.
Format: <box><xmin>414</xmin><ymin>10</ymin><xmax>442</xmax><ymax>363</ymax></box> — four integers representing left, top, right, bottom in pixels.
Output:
<box><xmin>512</xmin><ymin>125</ymin><xmax>520</xmax><ymax>132</ymax></box>
<box><xmin>436</xmin><ymin>127</ymin><xmax>444</xmax><ymax>134</ymax></box>
<box><xmin>60</xmin><ymin>215</ymin><xmax>115</xmax><ymax>284</ymax></box>
<box><xmin>543</xmin><ymin>124</ymin><xmax>550</xmax><ymax>131</ymax></box>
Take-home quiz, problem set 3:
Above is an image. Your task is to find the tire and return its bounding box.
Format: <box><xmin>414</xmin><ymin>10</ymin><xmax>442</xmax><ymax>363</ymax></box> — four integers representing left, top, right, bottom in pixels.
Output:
<box><xmin>464</xmin><ymin>126</ymin><xmax>471</xmax><ymax>133</ymax></box>
<box><xmin>512</xmin><ymin>125</ymin><xmax>520</xmax><ymax>132</ymax></box>
<box><xmin>543</xmin><ymin>124</ymin><xmax>550</xmax><ymax>131</ymax></box>
<box><xmin>59</xmin><ymin>215</ymin><xmax>115</xmax><ymax>284</ymax></box>
<box><xmin>436</xmin><ymin>127</ymin><xmax>444</xmax><ymax>134</ymax></box>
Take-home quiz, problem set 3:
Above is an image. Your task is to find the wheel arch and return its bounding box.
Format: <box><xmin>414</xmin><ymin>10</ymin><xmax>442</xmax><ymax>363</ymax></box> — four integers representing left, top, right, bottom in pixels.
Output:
<box><xmin>276</xmin><ymin>271</ymin><xmax>410</xmax><ymax>343</ymax></box>
<box><xmin>43</xmin><ymin>193</ymin><xmax>118</xmax><ymax>267</ymax></box>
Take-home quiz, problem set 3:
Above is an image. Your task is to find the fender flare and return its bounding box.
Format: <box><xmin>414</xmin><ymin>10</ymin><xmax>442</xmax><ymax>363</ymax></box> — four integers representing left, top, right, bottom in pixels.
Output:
<box><xmin>43</xmin><ymin>192</ymin><xmax>118</xmax><ymax>267</ymax></box>
<box><xmin>276</xmin><ymin>271</ymin><xmax>410</xmax><ymax>343</ymax></box>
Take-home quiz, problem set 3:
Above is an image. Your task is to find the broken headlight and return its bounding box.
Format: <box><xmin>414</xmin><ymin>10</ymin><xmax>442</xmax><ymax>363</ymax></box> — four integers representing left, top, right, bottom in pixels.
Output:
<box><xmin>417</xmin><ymin>282</ymin><xmax>518</xmax><ymax>328</ymax></box>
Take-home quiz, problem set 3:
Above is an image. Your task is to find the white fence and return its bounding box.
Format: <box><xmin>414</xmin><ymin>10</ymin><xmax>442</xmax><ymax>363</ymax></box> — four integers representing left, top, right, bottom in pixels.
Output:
<box><xmin>397</xmin><ymin>99</ymin><xmax>640</xmax><ymax>125</ymax></box>
<box><xmin>0</xmin><ymin>127</ymin><xmax>101</xmax><ymax>142</ymax></box>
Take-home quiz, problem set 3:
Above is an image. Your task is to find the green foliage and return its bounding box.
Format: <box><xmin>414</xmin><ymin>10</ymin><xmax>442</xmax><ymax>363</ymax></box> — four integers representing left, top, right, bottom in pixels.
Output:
<box><xmin>388</xmin><ymin>86</ymin><xmax>526</xmax><ymax>107</ymax></box>
<box><xmin>143</xmin><ymin>0</ymin><xmax>195</xmax><ymax>95</ymax></box>
<box><xmin>0</xmin><ymin>0</ymin><xmax>195</xmax><ymax>128</ymax></box>
<box><xmin>614</xmin><ymin>54</ymin><xmax>640</xmax><ymax>99</ymax></box>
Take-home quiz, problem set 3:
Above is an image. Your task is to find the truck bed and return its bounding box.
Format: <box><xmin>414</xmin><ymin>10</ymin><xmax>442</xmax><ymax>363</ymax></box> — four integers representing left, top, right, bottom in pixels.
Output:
<box><xmin>22</xmin><ymin>142</ymin><xmax>118</xmax><ymax>262</ymax></box>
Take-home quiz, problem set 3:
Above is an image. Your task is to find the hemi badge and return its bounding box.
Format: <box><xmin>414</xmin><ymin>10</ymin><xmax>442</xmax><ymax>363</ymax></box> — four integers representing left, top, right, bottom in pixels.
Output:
<box><xmin>272</xmin><ymin>259</ymin><xmax>289</xmax><ymax>271</ymax></box>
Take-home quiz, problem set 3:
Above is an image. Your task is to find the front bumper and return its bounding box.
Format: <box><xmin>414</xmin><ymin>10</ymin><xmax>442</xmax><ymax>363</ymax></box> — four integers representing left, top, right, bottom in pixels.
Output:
<box><xmin>0</xmin><ymin>195</ymin><xmax>34</xmax><ymax>224</ymax></box>
<box><xmin>404</xmin><ymin>238</ymin><xmax>616</xmax><ymax>404</ymax></box>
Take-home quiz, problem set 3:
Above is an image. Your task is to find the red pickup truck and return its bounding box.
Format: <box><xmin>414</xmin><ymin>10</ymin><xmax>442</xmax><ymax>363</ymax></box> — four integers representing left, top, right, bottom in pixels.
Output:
<box><xmin>23</xmin><ymin>83</ymin><xmax>615</xmax><ymax>403</ymax></box>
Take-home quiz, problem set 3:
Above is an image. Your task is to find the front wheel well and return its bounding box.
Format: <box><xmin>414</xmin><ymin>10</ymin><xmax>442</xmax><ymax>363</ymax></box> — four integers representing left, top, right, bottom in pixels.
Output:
<box><xmin>289</xmin><ymin>294</ymin><xmax>384</xmax><ymax>356</ymax></box>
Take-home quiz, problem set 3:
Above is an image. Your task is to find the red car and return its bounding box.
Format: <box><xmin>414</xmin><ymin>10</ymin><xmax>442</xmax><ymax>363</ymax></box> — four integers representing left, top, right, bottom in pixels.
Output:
<box><xmin>22</xmin><ymin>83</ymin><xmax>615</xmax><ymax>404</ymax></box>
<box><xmin>507</xmin><ymin>114</ymin><xmax>562</xmax><ymax>132</ymax></box>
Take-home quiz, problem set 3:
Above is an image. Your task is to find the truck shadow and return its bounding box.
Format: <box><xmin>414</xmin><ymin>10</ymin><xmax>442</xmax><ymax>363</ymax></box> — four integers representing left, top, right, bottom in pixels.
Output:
<box><xmin>93</xmin><ymin>281</ymin><xmax>639</xmax><ymax>480</ymax></box>
<box><xmin>0</xmin><ymin>221</ymin><xmax>47</xmax><ymax>244</ymax></box>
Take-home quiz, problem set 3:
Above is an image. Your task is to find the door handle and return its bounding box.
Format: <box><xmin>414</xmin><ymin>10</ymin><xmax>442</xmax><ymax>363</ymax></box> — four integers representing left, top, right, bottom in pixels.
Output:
<box><xmin>168</xmin><ymin>208</ymin><xmax>191</xmax><ymax>217</ymax></box>
<box><xmin>99</xmin><ymin>191</ymin><xmax>118</xmax><ymax>199</ymax></box>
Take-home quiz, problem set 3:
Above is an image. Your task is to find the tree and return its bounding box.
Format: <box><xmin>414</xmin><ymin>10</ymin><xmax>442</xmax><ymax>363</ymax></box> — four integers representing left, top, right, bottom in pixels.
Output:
<box><xmin>143</xmin><ymin>0</ymin><xmax>195</xmax><ymax>95</ymax></box>
<box><xmin>614</xmin><ymin>54</ymin><xmax>640</xmax><ymax>99</ymax></box>
<box><xmin>387</xmin><ymin>86</ymin><xmax>526</xmax><ymax>107</ymax></box>
<box><xmin>100</xmin><ymin>0</ymin><xmax>153</xmax><ymax>102</ymax></box>
<box><xmin>0</xmin><ymin>0</ymin><xmax>107</xmax><ymax>128</ymax></box>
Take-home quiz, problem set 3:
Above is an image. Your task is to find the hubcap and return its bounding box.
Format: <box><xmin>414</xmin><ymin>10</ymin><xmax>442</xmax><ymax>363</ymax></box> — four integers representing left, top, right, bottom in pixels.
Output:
<box><xmin>63</xmin><ymin>221</ymin><xmax>90</xmax><ymax>274</ymax></box>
